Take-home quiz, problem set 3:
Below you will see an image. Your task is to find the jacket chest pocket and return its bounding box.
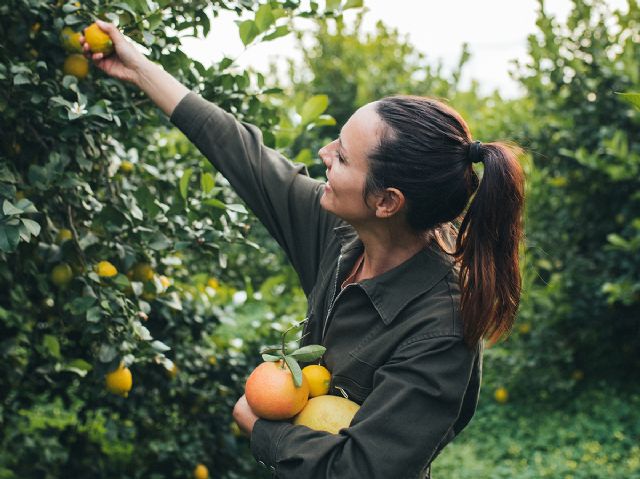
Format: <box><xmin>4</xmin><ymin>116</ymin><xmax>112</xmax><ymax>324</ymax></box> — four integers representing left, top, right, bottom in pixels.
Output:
<box><xmin>330</xmin><ymin>374</ymin><xmax>372</xmax><ymax>404</ymax></box>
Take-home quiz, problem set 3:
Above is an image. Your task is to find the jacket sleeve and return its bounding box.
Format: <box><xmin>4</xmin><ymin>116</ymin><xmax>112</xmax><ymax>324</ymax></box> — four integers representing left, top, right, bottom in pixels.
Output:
<box><xmin>250</xmin><ymin>335</ymin><xmax>478</xmax><ymax>479</ymax></box>
<box><xmin>170</xmin><ymin>92</ymin><xmax>341</xmax><ymax>294</ymax></box>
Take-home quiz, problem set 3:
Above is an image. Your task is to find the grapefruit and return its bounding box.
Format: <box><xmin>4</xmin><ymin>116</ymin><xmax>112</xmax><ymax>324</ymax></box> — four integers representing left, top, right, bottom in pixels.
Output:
<box><xmin>245</xmin><ymin>361</ymin><xmax>309</xmax><ymax>420</ymax></box>
<box><xmin>293</xmin><ymin>395</ymin><xmax>360</xmax><ymax>434</ymax></box>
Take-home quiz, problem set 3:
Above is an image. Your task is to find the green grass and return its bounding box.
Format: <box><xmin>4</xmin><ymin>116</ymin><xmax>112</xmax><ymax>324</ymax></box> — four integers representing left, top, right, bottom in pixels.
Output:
<box><xmin>432</xmin><ymin>382</ymin><xmax>640</xmax><ymax>479</ymax></box>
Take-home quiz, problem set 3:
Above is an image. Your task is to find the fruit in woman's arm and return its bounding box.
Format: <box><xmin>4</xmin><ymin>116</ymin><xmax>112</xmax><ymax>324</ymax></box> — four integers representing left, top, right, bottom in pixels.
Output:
<box><xmin>293</xmin><ymin>395</ymin><xmax>361</xmax><ymax>434</ymax></box>
<box><xmin>244</xmin><ymin>322</ymin><xmax>326</xmax><ymax>420</ymax></box>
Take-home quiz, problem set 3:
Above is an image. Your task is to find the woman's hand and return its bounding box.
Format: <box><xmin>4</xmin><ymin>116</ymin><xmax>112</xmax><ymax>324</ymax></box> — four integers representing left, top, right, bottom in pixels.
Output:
<box><xmin>80</xmin><ymin>20</ymin><xmax>149</xmax><ymax>85</ymax></box>
<box><xmin>233</xmin><ymin>394</ymin><xmax>260</xmax><ymax>436</ymax></box>
<box><xmin>79</xmin><ymin>19</ymin><xmax>189</xmax><ymax>116</ymax></box>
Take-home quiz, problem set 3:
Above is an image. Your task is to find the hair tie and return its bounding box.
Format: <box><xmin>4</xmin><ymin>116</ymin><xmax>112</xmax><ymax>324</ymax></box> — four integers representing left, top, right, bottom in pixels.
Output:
<box><xmin>468</xmin><ymin>140</ymin><xmax>483</xmax><ymax>164</ymax></box>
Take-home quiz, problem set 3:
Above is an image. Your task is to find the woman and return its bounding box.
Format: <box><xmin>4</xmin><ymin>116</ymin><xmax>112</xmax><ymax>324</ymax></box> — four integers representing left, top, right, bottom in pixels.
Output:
<box><xmin>83</xmin><ymin>20</ymin><xmax>525</xmax><ymax>478</ymax></box>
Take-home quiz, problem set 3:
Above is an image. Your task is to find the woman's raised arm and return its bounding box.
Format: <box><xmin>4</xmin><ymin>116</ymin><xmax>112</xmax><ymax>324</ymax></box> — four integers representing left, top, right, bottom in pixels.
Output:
<box><xmin>81</xmin><ymin>20</ymin><xmax>189</xmax><ymax>117</ymax></box>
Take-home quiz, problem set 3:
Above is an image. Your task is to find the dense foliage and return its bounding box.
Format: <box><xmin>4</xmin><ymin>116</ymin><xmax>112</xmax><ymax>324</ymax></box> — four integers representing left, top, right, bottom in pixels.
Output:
<box><xmin>2</xmin><ymin>0</ymin><xmax>638</xmax><ymax>477</ymax></box>
<box><xmin>0</xmin><ymin>0</ymin><xmax>361</xmax><ymax>477</ymax></box>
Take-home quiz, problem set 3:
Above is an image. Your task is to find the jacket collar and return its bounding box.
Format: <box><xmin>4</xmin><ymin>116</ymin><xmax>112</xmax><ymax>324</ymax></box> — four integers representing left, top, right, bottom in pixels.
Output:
<box><xmin>333</xmin><ymin>224</ymin><xmax>456</xmax><ymax>325</ymax></box>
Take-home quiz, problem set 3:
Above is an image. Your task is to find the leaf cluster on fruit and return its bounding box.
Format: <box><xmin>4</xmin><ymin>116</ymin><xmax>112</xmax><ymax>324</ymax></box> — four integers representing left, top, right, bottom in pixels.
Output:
<box><xmin>260</xmin><ymin>321</ymin><xmax>325</xmax><ymax>387</ymax></box>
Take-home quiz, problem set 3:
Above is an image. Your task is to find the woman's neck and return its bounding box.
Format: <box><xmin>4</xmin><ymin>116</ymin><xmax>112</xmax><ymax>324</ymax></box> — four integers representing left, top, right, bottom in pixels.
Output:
<box><xmin>353</xmin><ymin>222</ymin><xmax>430</xmax><ymax>281</ymax></box>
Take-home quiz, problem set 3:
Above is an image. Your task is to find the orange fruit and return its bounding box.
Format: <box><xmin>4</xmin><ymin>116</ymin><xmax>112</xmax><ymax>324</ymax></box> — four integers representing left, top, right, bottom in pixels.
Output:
<box><xmin>245</xmin><ymin>361</ymin><xmax>309</xmax><ymax>420</ymax></box>
<box><xmin>84</xmin><ymin>22</ymin><xmax>114</xmax><ymax>55</ymax></box>
<box><xmin>95</xmin><ymin>260</ymin><xmax>118</xmax><ymax>277</ymax></box>
<box><xmin>60</xmin><ymin>27</ymin><xmax>82</xmax><ymax>53</ymax></box>
<box><xmin>105</xmin><ymin>363</ymin><xmax>133</xmax><ymax>397</ymax></box>
<box><xmin>302</xmin><ymin>364</ymin><xmax>331</xmax><ymax>397</ymax></box>
<box><xmin>293</xmin><ymin>395</ymin><xmax>360</xmax><ymax>434</ymax></box>
<box><xmin>494</xmin><ymin>387</ymin><xmax>509</xmax><ymax>404</ymax></box>
<box><xmin>131</xmin><ymin>262</ymin><xmax>154</xmax><ymax>281</ymax></box>
<box><xmin>63</xmin><ymin>54</ymin><xmax>89</xmax><ymax>79</ymax></box>
<box><xmin>193</xmin><ymin>464</ymin><xmax>208</xmax><ymax>479</ymax></box>
<box><xmin>56</xmin><ymin>228</ymin><xmax>73</xmax><ymax>243</ymax></box>
<box><xmin>51</xmin><ymin>263</ymin><xmax>73</xmax><ymax>286</ymax></box>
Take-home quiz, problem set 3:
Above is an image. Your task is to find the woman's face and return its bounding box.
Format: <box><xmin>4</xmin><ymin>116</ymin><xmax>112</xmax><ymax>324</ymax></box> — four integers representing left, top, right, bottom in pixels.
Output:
<box><xmin>319</xmin><ymin>102</ymin><xmax>384</xmax><ymax>223</ymax></box>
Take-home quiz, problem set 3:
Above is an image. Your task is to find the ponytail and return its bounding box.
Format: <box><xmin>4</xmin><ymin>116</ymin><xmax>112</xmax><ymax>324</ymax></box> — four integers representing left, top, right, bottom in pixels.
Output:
<box><xmin>371</xmin><ymin>96</ymin><xmax>525</xmax><ymax>349</ymax></box>
<box><xmin>454</xmin><ymin>142</ymin><xmax>525</xmax><ymax>349</ymax></box>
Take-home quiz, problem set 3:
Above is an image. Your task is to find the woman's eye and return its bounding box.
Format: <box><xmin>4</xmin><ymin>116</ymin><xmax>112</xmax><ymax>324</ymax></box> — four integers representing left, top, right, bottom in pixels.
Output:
<box><xmin>337</xmin><ymin>150</ymin><xmax>345</xmax><ymax>163</ymax></box>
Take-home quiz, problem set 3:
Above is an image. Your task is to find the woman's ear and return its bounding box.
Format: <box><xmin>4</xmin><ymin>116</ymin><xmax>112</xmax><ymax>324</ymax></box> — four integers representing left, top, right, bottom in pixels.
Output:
<box><xmin>373</xmin><ymin>187</ymin><xmax>406</xmax><ymax>218</ymax></box>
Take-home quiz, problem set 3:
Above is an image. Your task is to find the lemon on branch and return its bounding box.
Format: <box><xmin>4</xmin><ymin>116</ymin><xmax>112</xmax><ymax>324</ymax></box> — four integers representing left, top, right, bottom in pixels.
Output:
<box><xmin>105</xmin><ymin>363</ymin><xmax>132</xmax><ymax>397</ymax></box>
<box><xmin>95</xmin><ymin>261</ymin><xmax>118</xmax><ymax>277</ymax></box>
<box><xmin>63</xmin><ymin>54</ymin><xmax>89</xmax><ymax>79</ymax></box>
<box><xmin>59</xmin><ymin>27</ymin><xmax>82</xmax><ymax>53</ymax></box>
<box><xmin>51</xmin><ymin>263</ymin><xmax>73</xmax><ymax>286</ymax></box>
<box><xmin>84</xmin><ymin>23</ymin><xmax>114</xmax><ymax>55</ymax></box>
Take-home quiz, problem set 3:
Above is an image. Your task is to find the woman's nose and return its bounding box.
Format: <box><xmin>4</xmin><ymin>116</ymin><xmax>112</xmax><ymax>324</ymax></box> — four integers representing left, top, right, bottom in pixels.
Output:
<box><xmin>319</xmin><ymin>145</ymin><xmax>331</xmax><ymax>168</ymax></box>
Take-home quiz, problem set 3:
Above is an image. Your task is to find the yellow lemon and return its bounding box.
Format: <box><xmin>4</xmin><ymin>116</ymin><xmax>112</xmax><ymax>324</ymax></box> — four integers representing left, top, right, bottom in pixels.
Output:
<box><xmin>84</xmin><ymin>23</ymin><xmax>114</xmax><ymax>55</ymax></box>
<box><xmin>105</xmin><ymin>363</ymin><xmax>132</xmax><ymax>397</ymax></box>
<box><xmin>207</xmin><ymin>278</ymin><xmax>220</xmax><ymax>289</ymax></box>
<box><xmin>293</xmin><ymin>395</ymin><xmax>360</xmax><ymax>434</ymax></box>
<box><xmin>167</xmin><ymin>363</ymin><xmax>178</xmax><ymax>379</ymax></box>
<box><xmin>193</xmin><ymin>464</ymin><xmax>209</xmax><ymax>479</ymax></box>
<box><xmin>208</xmin><ymin>355</ymin><xmax>218</xmax><ymax>366</ymax></box>
<box><xmin>302</xmin><ymin>365</ymin><xmax>331</xmax><ymax>397</ymax></box>
<box><xmin>518</xmin><ymin>322</ymin><xmax>531</xmax><ymax>334</ymax></box>
<box><xmin>494</xmin><ymin>387</ymin><xmax>509</xmax><ymax>404</ymax></box>
<box><xmin>63</xmin><ymin>54</ymin><xmax>89</xmax><ymax>79</ymax></box>
<box><xmin>230</xmin><ymin>422</ymin><xmax>243</xmax><ymax>437</ymax></box>
<box><xmin>59</xmin><ymin>27</ymin><xmax>83</xmax><ymax>53</ymax></box>
<box><xmin>95</xmin><ymin>260</ymin><xmax>118</xmax><ymax>277</ymax></box>
<box><xmin>131</xmin><ymin>262</ymin><xmax>154</xmax><ymax>282</ymax></box>
<box><xmin>119</xmin><ymin>160</ymin><xmax>134</xmax><ymax>173</ymax></box>
<box><xmin>51</xmin><ymin>263</ymin><xmax>73</xmax><ymax>286</ymax></box>
<box><xmin>56</xmin><ymin>228</ymin><xmax>73</xmax><ymax>243</ymax></box>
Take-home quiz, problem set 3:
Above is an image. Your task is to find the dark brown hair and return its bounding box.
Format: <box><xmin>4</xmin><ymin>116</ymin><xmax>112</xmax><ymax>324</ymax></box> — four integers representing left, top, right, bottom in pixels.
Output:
<box><xmin>368</xmin><ymin>95</ymin><xmax>525</xmax><ymax>349</ymax></box>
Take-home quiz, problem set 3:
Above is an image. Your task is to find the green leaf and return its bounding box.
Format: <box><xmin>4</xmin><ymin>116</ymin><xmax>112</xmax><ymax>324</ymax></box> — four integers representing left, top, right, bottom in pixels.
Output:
<box><xmin>179</xmin><ymin>168</ymin><xmax>193</xmax><ymax>200</ymax></box>
<box><xmin>149</xmin><ymin>234</ymin><xmax>172</xmax><ymax>251</ymax></box>
<box><xmin>284</xmin><ymin>355</ymin><xmax>303</xmax><ymax>387</ymax></box>
<box><xmin>13</xmin><ymin>73</ymin><xmax>31</xmax><ymax>86</ymax></box>
<box><xmin>204</xmin><ymin>198</ymin><xmax>227</xmax><ymax>209</ymax></box>
<box><xmin>200</xmin><ymin>172</ymin><xmax>215</xmax><ymax>194</ymax></box>
<box><xmin>616</xmin><ymin>92</ymin><xmax>640</xmax><ymax>110</ymax></box>
<box><xmin>263</xmin><ymin>25</ymin><xmax>290</xmax><ymax>42</ymax></box>
<box><xmin>59</xmin><ymin>359</ymin><xmax>93</xmax><ymax>377</ymax></box>
<box><xmin>43</xmin><ymin>335</ymin><xmax>61</xmax><ymax>359</ymax></box>
<box><xmin>67</xmin><ymin>296</ymin><xmax>96</xmax><ymax>315</ymax></box>
<box><xmin>21</xmin><ymin>218</ymin><xmax>41</xmax><ymax>236</ymax></box>
<box><xmin>288</xmin><ymin>344</ymin><xmax>326</xmax><ymax>362</ymax></box>
<box><xmin>151</xmin><ymin>340</ymin><xmax>171</xmax><ymax>352</ymax></box>
<box><xmin>255</xmin><ymin>3</ymin><xmax>275</xmax><ymax>32</ymax></box>
<box><xmin>98</xmin><ymin>345</ymin><xmax>118</xmax><ymax>363</ymax></box>
<box><xmin>300</xmin><ymin>95</ymin><xmax>329</xmax><ymax>125</ymax></box>
<box><xmin>86</xmin><ymin>307</ymin><xmax>102</xmax><ymax>323</ymax></box>
<box><xmin>239</xmin><ymin>20</ymin><xmax>259</xmax><ymax>46</ymax></box>
<box><xmin>226</xmin><ymin>203</ymin><xmax>248</xmax><ymax>214</ymax></box>
<box><xmin>344</xmin><ymin>0</ymin><xmax>363</xmax><ymax>9</ymax></box>
<box><xmin>294</xmin><ymin>149</ymin><xmax>313</xmax><ymax>166</ymax></box>
<box><xmin>262</xmin><ymin>353</ymin><xmax>282</xmax><ymax>362</ymax></box>
<box><xmin>3</xmin><ymin>200</ymin><xmax>22</xmax><ymax>215</ymax></box>
<box><xmin>325</xmin><ymin>0</ymin><xmax>341</xmax><ymax>11</ymax></box>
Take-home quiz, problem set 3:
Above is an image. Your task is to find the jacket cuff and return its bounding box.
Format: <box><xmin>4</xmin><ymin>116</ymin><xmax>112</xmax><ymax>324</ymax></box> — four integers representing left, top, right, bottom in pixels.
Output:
<box><xmin>250</xmin><ymin>419</ymin><xmax>291</xmax><ymax>469</ymax></box>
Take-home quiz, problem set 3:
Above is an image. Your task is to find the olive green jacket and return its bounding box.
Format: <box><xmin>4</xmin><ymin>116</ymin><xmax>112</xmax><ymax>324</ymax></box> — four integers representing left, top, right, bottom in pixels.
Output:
<box><xmin>171</xmin><ymin>93</ymin><xmax>483</xmax><ymax>479</ymax></box>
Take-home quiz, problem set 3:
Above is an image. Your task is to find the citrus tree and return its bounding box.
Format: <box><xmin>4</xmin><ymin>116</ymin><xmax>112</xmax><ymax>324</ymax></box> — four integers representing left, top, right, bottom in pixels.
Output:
<box><xmin>0</xmin><ymin>0</ymin><xmax>363</xmax><ymax>477</ymax></box>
